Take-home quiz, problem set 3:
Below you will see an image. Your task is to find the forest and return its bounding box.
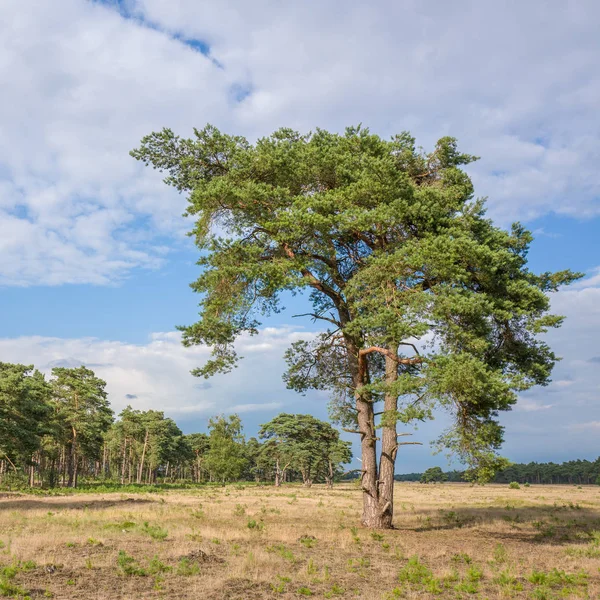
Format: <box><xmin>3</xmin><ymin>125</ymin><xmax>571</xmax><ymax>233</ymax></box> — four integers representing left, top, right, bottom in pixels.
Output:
<box><xmin>395</xmin><ymin>459</ymin><xmax>600</xmax><ymax>485</ymax></box>
<box><xmin>0</xmin><ymin>362</ymin><xmax>351</xmax><ymax>489</ymax></box>
<box><xmin>3</xmin><ymin>360</ymin><xmax>597</xmax><ymax>491</ymax></box>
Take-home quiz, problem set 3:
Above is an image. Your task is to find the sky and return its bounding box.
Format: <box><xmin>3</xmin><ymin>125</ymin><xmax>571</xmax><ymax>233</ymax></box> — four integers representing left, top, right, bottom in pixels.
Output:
<box><xmin>1</xmin><ymin>0</ymin><xmax>599</xmax><ymax>472</ymax></box>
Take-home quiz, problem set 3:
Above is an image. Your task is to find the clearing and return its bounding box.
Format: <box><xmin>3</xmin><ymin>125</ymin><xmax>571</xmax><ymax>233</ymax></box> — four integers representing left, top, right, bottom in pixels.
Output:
<box><xmin>0</xmin><ymin>482</ymin><xmax>599</xmax><ymax>599</ymax></box>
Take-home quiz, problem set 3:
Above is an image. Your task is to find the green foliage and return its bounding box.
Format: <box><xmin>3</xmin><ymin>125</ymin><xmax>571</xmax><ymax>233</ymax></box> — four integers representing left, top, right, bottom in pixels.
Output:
<box><xmin>204</xmin><ymin>415</ymin><xmax>248</xmax><ymax>482</ymax></box>
<box><xmin>176</xmin><ymin>558</ymin><xmax>201</xmax><ymax>576</ymax></box>
<box><xmin>116</xmin><ymin>550</ymin><xmax>147</xmax><ymax>576</ymax></box>
<box><xmin>132</xmin><ymin>122</ymin><xmax>579</xmax><ymax>500</ymax></box>
<box><xmin>147</xmin><ymin>556</ymin><xmax>171</xmax><ymax>575</ymax></box>
<box><xmin>266</xmin><ymin>544</ymin><xmax>295</xmax><ymax>562</ymax></box>
<box><xmin>140</xmin><ymin>522</ymin><xmax>168</xmax><ymax>541</ymax></box>
<box><xmin>324</xmin><ymin>584</ymin><xmax>345</xmax><ymax>598</ymax></box>
<box><xmin>259</xmin><ymin>413</ymin><xmax>351</xmax><ymax>486</ymax></box>
<box><xmin>420</xmin><ymin>467</ymin><xmax>447</xmax><ymax>484</ymax></box>
<box><xmin>51</xmin><ymin>366</ymin><xmax>113</xmax><ymax>488</ymax></box>
<box><xmin>247</xmin><ymin>519</ymin><xmax>264</xmax><ymax>531</ymax></box>
<box><xmin>509</xmin><ymin>481</ymin><xmax>521</xmax><ymax>489</ymax></box>
<box><xmin>398</xmin><ymin>556</ymin><xmax>434</xmax><ymax>585</ymax></box>
<box><xmin>296</xmin><ymin>587</ymin><xmax>313</xmax><ymax>596</ymax></box>
<box><xmin>0</xmin><ymin>363</ymin><xmax>51</xmax><ymax>470</ymax></box>
<box><xmin>492</xmin><ymin>543</ymin><xmax>508</xmax><ymax>564</ymax></box>
<box><xmin>299</xmin><ymin>535</ymin><xmax>317</xmax><ymax>548</ymax></box>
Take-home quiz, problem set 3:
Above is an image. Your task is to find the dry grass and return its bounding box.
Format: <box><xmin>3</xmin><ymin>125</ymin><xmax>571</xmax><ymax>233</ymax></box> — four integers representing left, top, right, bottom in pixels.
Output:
<box><xmin>1</xmin><ymin>482</ymin><xmax>599</xmax><ymax>599</ymax></box>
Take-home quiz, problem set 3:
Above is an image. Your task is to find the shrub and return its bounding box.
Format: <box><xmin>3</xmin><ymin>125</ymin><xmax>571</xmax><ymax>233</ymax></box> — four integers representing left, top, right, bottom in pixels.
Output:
<box><xmin>509</xmin><ymin>482</ymin><xmax>520</xmax><ymax>489</ymax></box>
<box><xmin>141</xmin><ymin>522</ymin><xmax>168</xmax><ymax>540</ymax></box>
<box><xmin>116</xmin><ymin>550</ymin><xmax>147</xmax><ymax>576</ymax></box>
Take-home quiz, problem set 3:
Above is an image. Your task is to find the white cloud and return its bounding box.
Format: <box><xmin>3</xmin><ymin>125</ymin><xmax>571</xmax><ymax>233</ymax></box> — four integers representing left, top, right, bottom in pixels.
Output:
<box><xmin>515</xmin><ymin>400</ymin><xmax>555</xmax><ymax>413</ymax></box>
<box><xmin>568</xmin><ymin>422</ymin><xmax>600</xmax><ymax>431</ymax></box>
<box><xmin>0</xmin><ymin>326</ymin><xmax>319</xmax><ymax>422</ymax></box>
<box><xmin>1</xmin><ymin>0</ymin><xmax>600</xmax><ymax>285</ymax></box>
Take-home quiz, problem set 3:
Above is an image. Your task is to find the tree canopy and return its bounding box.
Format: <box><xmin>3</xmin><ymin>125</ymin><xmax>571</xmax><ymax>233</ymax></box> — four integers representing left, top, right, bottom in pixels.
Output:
<box><xmin>259</xmin><ymin>413</ymin><xmax>352</xmax><ymax>487</ymax></box>
<box><xmin>132</xmin><ymin>124</ymin><xmax>579</xmax><ymax>527</ymax></box>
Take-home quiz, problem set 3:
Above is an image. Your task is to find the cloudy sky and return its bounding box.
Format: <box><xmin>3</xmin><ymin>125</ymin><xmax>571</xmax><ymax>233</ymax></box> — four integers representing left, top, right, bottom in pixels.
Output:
<box><xmin>1</xmin><ymin>0</ymin><xmax>599</xmax><ymax>471</ymax></box>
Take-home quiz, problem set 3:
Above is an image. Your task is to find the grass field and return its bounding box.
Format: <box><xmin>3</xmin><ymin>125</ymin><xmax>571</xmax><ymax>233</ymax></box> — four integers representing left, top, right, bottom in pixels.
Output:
<box><xmin>1</xmin><ymin>482</ymin><xmax>599</xmax><ymax>599</ymax></box>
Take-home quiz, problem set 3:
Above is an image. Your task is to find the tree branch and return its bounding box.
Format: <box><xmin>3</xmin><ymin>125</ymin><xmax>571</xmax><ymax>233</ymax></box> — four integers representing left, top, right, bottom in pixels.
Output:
<box><xmin>359</xmin><ymin>346</ymin><xmax>422</xmax><ymax>365</ymax></box>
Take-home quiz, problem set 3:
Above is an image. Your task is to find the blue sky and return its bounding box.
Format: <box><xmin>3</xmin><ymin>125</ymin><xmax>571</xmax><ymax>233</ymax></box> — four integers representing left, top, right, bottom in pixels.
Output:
<box><xmin>1</xmin><ymin>0</ymin><xmax>599</xmax><ymax>472</ymax></box>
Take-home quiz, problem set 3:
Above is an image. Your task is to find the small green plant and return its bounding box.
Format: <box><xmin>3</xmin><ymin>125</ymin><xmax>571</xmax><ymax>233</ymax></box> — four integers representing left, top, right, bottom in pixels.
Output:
<box><xmin>370</xmin><ymin>532</ymin><xmax>384</xmax><ymax>542</ymax></box>
<box><xmin>266</xmin><ymin>544</ymin><xmax>295</xmax><ymax>562</ymax></box>
<box><xmin>509</xmin><ymin>481</ymin><xmax>520</xmax><ymax>489</ymax></box>
<box><xmin>106</xmin><ymin>520</ymin><xmax>136</xmax><ymax>531</ymax></box>
<box><xmin>0</xmin><ymin>562</ymin><xmax>31</xmax><ymax>599</ymax></box>
<box><xmin>116</xmin><ymin>550</ymin><xmax>147</xmax><ymax>576</ymax></box>
<box><xmin>347</xmin><ymin>557</ymin><xmax>370</xmax><ymax>573</ymax></box>
<box><xmin>324</xmin><ymin>583</ymin><xmax>345</xmax><ymax>597</ymax></box>
<box><xmin>233</xmin><ymin>504</ymin><xmax>246</xmax><ymax>516</ymax></box>
<box><xmin>299</xmin><ymin>535</ymin><xmax>317</xmax><ymax>548</ymax></box>
<box><xmin>87</xmin><ymin>538</ymin><xmax>103</xmax><ymax>546</ymax></box>
<box><xmin>247</xmin><ymin>518</ymin><xmax>264</xmax><ymax>531</ymax></box>
<box><xmin>147</xmin><ymin>556</ymin><xmax>171</xmax><ymax>575</ymax></box>
<box><xmin>176</xmin><ymin>558</ymin><xmax>200</xmax><ymax>576</ymax></box>
<box><xmin>465</xmin><ymin>565</ymin><xmax>483</xmax><ymax>582</ymax></box>
<box><xmin>141</xmin><ymin>522</ymin><xmax>168</xmax><ymax>540</ymax></box>
<box><xmin>398</xmin><ymin>556</ymin><xmax>434</xmax><ymax>585</ymax></box>
<box><xmin>450</xmin><ymin>552</ymin><xmax>471</xmax><ymax>564</ymax></box>
<box><xmin>492</xmin><ymin>543</ymin><xmax>508</xmax><ymax>564</ymax></box>
<box><xmin>270</xmin><ymin>580</ymin><xmax>286</xmax><ymax>594</ymax></box>
<box><xmin>297</xmin><ymin>587</ymin><xmax>313</xmax><ymax>596</ymax></box>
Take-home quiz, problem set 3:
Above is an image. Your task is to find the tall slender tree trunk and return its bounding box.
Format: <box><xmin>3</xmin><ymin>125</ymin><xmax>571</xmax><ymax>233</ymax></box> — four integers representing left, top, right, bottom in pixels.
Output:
<box><xmin>101</xmin><ymin>443</ymin><xmax>108</xmax><ymax>479</ymax></box>
<box><xmin>68</xmin><ymin>428</ymin><xmax>79</xmax><ymax>488</ymax></box>
<box><xmin>274</xmin><ymin>458</ymin><xmax>281</xmax><ymax>487</ymax></box>
<box><xmin>352</xmin><ymin>345</ymin><xmax>381</xmax><ymax>527</ymax></box>
<box><xmin>376</xmin><ymin>354</ymin><xmax>399</xmax><ymax>529</ymax></box>
<box><xmin>29</xmin><ymin>455</ymin><xmax>35</xmax><ymax>488</ymax></box>
<box><xmin>121</xmin><ymin>439</ymin><xmax>127</xmax><ymax>484</ymax></box>
<box><xmin>137</xmin><ymin>429</ymin><xmax>149</xmax><ymax>484</ymax></box>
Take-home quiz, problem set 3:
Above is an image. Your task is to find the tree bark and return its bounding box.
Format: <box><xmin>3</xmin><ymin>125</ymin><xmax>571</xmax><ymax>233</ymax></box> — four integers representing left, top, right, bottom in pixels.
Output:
<box><xmin>350</xmin><ymin>341</ymin><xmax>382</xmax><ymax>527</ymax></box>
<box><xmin>137</xmin><ymin>429</ymin><xmax>149</xmax><ymax>484</ymax></box>
<box><xmin>376</xmin><ymin>353</ymin><xmax>399</xmax><ymax>529</ymax></box>
<box><xmin>351</xmin><ymin>339</ymin><xmax>400</xmax><ymax>528</ymax></box>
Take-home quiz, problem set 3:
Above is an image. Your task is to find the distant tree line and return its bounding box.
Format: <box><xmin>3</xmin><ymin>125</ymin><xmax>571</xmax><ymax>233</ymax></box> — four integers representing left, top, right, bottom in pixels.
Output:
<box><xmin>395</xmin><ymin>459</ymin><xmax>600</xmax><ymax>485</ymax></box>
<box><xmin>0</xmin><ymin>363</ymin><xmax>351</xmax><ymax>489</ymax></box>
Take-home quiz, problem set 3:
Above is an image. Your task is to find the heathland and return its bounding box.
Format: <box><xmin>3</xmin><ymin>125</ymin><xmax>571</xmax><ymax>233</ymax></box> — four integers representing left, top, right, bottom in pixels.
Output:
<box><xmin>1</xmin><ymin>482</ymin><xmax>599</xmax><ymax>599</ymax></box>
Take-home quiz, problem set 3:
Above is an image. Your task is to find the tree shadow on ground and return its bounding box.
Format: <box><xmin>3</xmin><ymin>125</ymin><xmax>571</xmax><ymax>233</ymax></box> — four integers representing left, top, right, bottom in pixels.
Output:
<box><xmin>0</xmin><ymin>496</ymin><xmax>154</xmax><ymax>511</ymax></box>
<box><xmin>401</xmin><ymin>504</ymin><xmax>600</xmax><ymax>545</ymax></box>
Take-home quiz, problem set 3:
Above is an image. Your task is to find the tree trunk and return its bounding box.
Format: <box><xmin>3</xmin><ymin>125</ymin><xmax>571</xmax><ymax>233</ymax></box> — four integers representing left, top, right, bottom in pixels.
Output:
<box><xmin>326</xmin><ymin>460</ymin><xmax>334</xmax><ymax>488</ymax></box>
<box><xmin>68</xmin><ymin>428</ymin><xmax>79</xmax><ymax>488</ymax></box>
<box><xmin>274</xmin><ymin>458</ymin><xmax>281</xmax><ymax>487</ymax></box>
<box><xmin>120</xmin><ymin>438</ymin><xmax>127</xmax><ymax>485</ymax></box>
<box><xmin>29</xmin><ymin>455</ymin><xmax>35</xmax><ymax>488</ymax></box>
<box><xmin>376</xmin><ymin>354</ymin><xmax>399</xmax><ymax>529</ymax></box>
<box><xmin>137</xmin><ymin>429</ymin><xmax>149</xmax><ymax>484</ymax></box>
<box><xmin>352</xmin><ymin>341</ymin><xmax>399</xmax><ymax>528</ymax></box>
<box><xmin>101</xmin><ymin>443</ymin><xmax>108</xmax><ymax>479</ymax></box>
<box><xmin>344</xmin><ymin>337</ymin><xmax>380</xmax><ymax>526</ymax></box>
